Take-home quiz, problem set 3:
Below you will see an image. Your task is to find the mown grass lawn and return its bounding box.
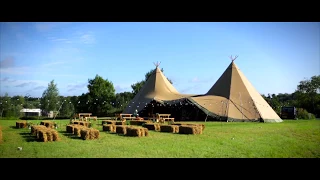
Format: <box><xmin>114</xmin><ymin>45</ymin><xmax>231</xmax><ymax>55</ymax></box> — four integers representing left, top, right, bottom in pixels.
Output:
<box><xmin>0</xmin><ymin>119</ymin><xmax>319</xmax><ymax>158</ymax></box>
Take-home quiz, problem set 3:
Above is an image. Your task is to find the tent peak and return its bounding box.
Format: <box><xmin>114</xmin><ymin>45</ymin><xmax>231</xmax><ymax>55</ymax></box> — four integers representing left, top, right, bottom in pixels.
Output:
<box><xmin>153</xmin><ymin>61</ymin><xmax>161</xmax><ymax>68</ymax></box>
<box><xmin>229</xmin><ymin>55</ymin><xmax>238</xmax><ymax>62</ymax></box>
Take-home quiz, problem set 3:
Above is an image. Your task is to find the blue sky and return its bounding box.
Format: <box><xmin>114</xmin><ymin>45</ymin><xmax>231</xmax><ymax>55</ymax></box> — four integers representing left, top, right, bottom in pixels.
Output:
<box><xmin>0</xmin><ymin>22</ymin><xmax>319</xmax><ymax>98</ymax></box>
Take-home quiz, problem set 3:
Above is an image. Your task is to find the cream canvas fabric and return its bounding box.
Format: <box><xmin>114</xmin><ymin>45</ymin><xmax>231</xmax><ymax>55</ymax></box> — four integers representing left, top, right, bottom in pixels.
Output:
<box><xmin>190</xmin><ymin>61</ymin><xmax>282</xmax><ymax>122</ymax></box>
<box><xmin>123</xmin><ymin>67</ymin><xmax>192</xmax><ymax>114</ymax></box>
<box><xmin>123</xmin><ymin>62</ymin><xmax>282</xmax><ymax>123</ymax></box>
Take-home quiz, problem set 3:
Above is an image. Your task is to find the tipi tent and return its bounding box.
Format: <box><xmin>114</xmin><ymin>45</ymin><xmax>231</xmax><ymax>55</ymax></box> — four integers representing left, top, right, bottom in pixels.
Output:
<box><xmin>189</xmin><ymin>59</ymin><xmax>283</xmax><ymax>123</ymax></box>
<box><xmin>123</xmin><ymin>64</ymin><xmax>192</xmax><ymax>115</ymax></box>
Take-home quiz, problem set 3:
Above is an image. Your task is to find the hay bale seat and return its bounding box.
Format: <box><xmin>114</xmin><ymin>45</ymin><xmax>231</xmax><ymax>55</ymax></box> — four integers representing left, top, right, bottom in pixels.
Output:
<box><xmin>40</xmin><ymin>120</ymin><xmax>56</xmax><ymax>129</ymax></box>
<box><xmin>66</xmin><ymin>124</ymin><xmax>84</xmax><ymax>134</ymax></box>
<box><xmin>31</xmin><ymin>125</ymin><xmax>60</xmax><ymax>142</ymax></box>
<box><xmin>16</xmin><ymin>120</ymin><xmax>27</xmax><ymax>128</ymax></box>
<box><xmin>126</xmin><ymin>126</ymin><xmax>149</xmax><ymax>137</ymax></box>
<box><xmin>172</xmin><ymin>123</ymin><xmax>205</xmax><ymax>131</ymax></box>
<box><xmin>31</xmin><ymin>125</ymin><xmax>47</xmax><ymax>137</ymax></box>
<box><xmin>130</xmin><ymin>120</ymin><xmax>152</xmax><ymax>126</ymax></box>
<box><xmin>143</xmin><ymin>123</ymin><xmax>160</xmax><ymax>131</ymax></box>
<box><xmin>178</xmin><ymin>125</ymin><xmax>203</xmax><ymax>135</ymax></box>
<box><xmin>67</xmin><ymin>124</ymin><xmax>100</xmax><ymax>140</ymax></box>
<box><xmin>80</xmin><ymin>128</ymin><xmax>100</xmax><ymax>140</ymax></box>
<box><xmin>73</xmin><ymin>125</ymin><xmax>88</xmax><ymax>137</ymax></box>
<box><xmin>115</xmin><ymin>125</ymin><xmax>128</xmax><ymax>135</ymax></box>
<box><xmin>101</xmin><ymin>120</ymin><xmax>116</xmax><ymax>125</ymax></box>
<box><xmin>115</xmin><ymin>121</ymin><xmax>126</xmax><ymax>125</ymax></box>
<box><xmin>102</xmin><ymin>124</ymin><xmax>116</xmax><ymax>133</ymax></box>
<box><xmin>71</xmin><ymin>120</ymin><xmax>91</xmax><ymax>127</ymax></box>
<box><xmin>159</xmin><ymin>125</ymin><xmax>179</xmax><ymax>133</ymax></box>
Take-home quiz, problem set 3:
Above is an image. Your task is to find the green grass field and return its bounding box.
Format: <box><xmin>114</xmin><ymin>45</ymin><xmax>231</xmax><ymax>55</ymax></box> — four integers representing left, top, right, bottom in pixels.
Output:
<box><xmin>0</xmin><ymin>119</ymin><xmax>319</xmax><ymax>158</ymax></box>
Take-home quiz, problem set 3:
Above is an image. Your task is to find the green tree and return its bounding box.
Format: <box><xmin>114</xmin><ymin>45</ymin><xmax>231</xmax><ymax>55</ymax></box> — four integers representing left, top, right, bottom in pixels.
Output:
<box><xmin>58</xmin><ymin>96</ymin><xmax>75</xmax><ymax>117</ymax></box>
<box><xmin>75</xmin><ymin>93</ymin><xmax>90</xmax><ymax>113</ymax></box>
<box><xmin>0</xmin><ymin>93</ymin><xmax>12</xmax><ymax>117</ymax></box>
<box><xmin>114</xmin><ymin>92</ymin><xmax>134</xmax><ymax>110</ymax></box>
<box><xmin>87</xmin><ymin>74</ymin><xmax>116</xmax><ymax>116</ymax></box>
<box><xmin>11</xmin><ymin>95</ymin><xmax>25</xmax><ymax>117</ymax></box>
<box><xmin>296</xmin><ymin>75</ymin><xmax>320</xmax><ymax>116</ymax></box>
<box><xmin>131</xmin><ymin>68</ymin><xmax>173</xmax><ymax>96</ymax></box>
<box><xmin>40</xmin><ymin>80</ymin><xmax>60</xmax><ymax>115</ymax></box>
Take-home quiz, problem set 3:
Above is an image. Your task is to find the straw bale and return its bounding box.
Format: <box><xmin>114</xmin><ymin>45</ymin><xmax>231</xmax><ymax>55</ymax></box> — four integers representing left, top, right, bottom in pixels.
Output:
<box><xmin>115</xmin><ymin>125</ymin><xmax>127</xmax><ymax>135</ymax></box>
<box><xmin>73</xmin><ymin>121</ymin><xmax>80</xmax><ymax>125</ymax></box>
<box><xmin>74</xmin><ymin>126</ymin><xmax>87</xmax><ymax>137</ymax></box>
<box><xmin>102</xmin><ymin>120</ymin><xmax>116</xmax><ymax>125</ymax></box>
<box><xmin>178</xmin><ymin>125</ymin><xmax>203</xmax><ymax>135</ymax></box>
<box><xmin>16</xmin><ymin>121</ymin><xmax>27</xmax><ymax>128</ymax></box>
<box><xmin>50</xmin><ymin>129</ymin><xmax>60</xmax><ymax>141</ymax></box>
<box><xmin>32</xmin><ymin>127</ymin><xmax>60</xmax><ymax>142</ymax></box>
<box><xmin>139</xmin><ymin>128</ymin><xmax>148</xmax><ymax>136</ymax></box>
<box><xmin>31</xmin><ymin>125</ymin><xmax>46</xmax><ymax>136</ymax></box>
<box><xmin>159</xmin><ymin>125</ymin><xmax>179</xmax><ymax>133</ymax></box>
<box><xmin>115</xmin><ymin>121</ymin><xmax>126</xmax><ymax>125</ymax></box>
<box><xmin>126</xmin><ymin>127</ymin><xmax>141</xmax><ymax>137</ymax></box>
<box><xmin>126</xmin><ymin>127</ymin><xmax>149</xmax><ymax>137</ymax></box>
<box><xmin>38</xmin><ymin>130</ymin><xmax>48</xmax><ymax>142</ymax></box>
<box><xmin>102</xmin><ymin>124</ymin><xmax>116</xmax><ymax>133</ymax></box>
<box><xmin>89</xmin><ymin>128</ymin><xmax>100</xmax><ymax>139</ymax></box>
<box><xmin>66</xmin><ymin>125</ymin><xmax>74</xmax><ymax>133</ymax></box>
<box><xmin>130</xmin><ymin>120</ymin><xmax>152</xmax><ymax>126</ymax></box>
<box><xmin>40</xmin><ymin>120</ymin><xmax>56</xmax><ymax>128</ymax></box>
<box><xmin>143</xmin><ymin>123</ymin><xmax>161</xmax><ymax>131</ymax></box>
<box><xmin>80</xmin><ymin>128</ymin><xmax>99</xmax><ymax>140</ymax></box>
<box><xmin>143</xmin><ymin>123</ymin><xmax>156</xmax><ymax>130</ymax></box>
<box><xmin>80</xmin><ymin>129</ymin><xmax>90</xmax><ymax>140</ymax></box>
<box><xmin>143</xmin><ymin>128</ymin><xmax>149</xmax><ymax>136</ymax></box>
<box><xmin>172</xmin><ymin>123</ymin><xmax>205</xmax><ymax>131</ymax></box>
<box><xmin>46</xmin><ymin>130</ymin><xmax>54</xmax><ymax>141</ymax></box>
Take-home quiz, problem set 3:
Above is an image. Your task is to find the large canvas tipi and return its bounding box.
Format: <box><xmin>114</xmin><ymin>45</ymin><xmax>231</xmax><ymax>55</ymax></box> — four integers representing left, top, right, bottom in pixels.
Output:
<box><xmin>189</xmin><ymin>58</ymin><xmax>283</xmax><ymax>122</ymax></box>
<box><xmin>123</xmin><ymin>64</ymin><xmax>190</xmax><ymax>114</ymax></box>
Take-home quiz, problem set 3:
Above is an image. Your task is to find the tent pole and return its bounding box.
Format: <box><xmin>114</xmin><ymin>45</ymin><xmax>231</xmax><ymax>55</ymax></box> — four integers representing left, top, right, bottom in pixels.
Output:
<box><xmin>239</xmin><ymin>92</ymin><xmax>243</xmax><ymax>120</ymax></box>
<box><xmin>204</xmin><ymin>113</ymin><xmax>208</xmax><ymax>122</ymax></box>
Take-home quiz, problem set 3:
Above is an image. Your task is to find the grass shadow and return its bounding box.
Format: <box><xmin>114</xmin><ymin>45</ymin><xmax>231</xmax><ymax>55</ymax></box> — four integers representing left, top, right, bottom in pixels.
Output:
<box><xmin>10</xmin><ymin>126</ymin><xmax>26</xmax><ymax>129</ymax></box>
<box><xmin>19</xmin><ymin>132</ymin><xmax>39</xmax><ymax>142</ymax></box>
<box><xmin>58</xmin><ymin>131</ymin><xmax>83</xmax><ymax>140</ymax></box>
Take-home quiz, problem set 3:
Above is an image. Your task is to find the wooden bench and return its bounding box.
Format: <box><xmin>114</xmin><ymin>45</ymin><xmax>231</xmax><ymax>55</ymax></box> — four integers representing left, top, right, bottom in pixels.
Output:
<box><xmin>85</xmin><ymin>116</ymin><xmax>97</xmax><ymax>121</ymax></box>
<box><xmin>162</xmin><ymin>118</ymin><xmax>175</xmax><ymax>123</ymax></box>
<box><xmin>157</xmin><ymin>114</ymin><xmax>174</xmax><ymax>124</ymax></box>
<box><xmin>78</xmin><ymin>113</ymin><xmax>92</xmax><ymax>121</ymax></box>
<box><xmin>118</xmin><ymin>113</ymin><xmax>133</xmax><ymax>122</ymax></box>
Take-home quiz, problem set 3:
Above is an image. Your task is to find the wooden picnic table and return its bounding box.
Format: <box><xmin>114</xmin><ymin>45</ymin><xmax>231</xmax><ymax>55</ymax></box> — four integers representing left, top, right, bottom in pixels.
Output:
<box><xmin>157</xmin><ymin>114</ymin><xmax>175</xmax><ymax>123</ymax></box>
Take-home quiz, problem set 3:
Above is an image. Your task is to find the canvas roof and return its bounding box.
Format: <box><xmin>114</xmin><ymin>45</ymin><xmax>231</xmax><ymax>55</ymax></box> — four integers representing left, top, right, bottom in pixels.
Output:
<box><xmin>189</xmin><ymin>61</ymin><xmax>283</xmax><ymax>122</ymax></box>
<box><xmin>123</xmin><ymin>67</ymin><xmax>193</xmax><ymax>114</ymax></box>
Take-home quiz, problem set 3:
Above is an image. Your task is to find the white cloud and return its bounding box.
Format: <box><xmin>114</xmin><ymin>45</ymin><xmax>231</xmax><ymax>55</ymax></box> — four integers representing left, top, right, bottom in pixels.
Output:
<box><xmin>15</xmin><ymin>82</ymin><xmax>37</xmax><ymax>87</ymax></box>
<box><xmin>1</xmin><ymin>79</ymin><xmax>48</xmax><ymax>88</ymax></box>
<box><xmin>41</xmin><ymin>61</ymin><xmax>67</xmax><ymax>67</ymax></box>
<box><xmin>0</xmin><ymin>66</ymin><xmax>31</xmax><ymax>75</ymax></box>
<box><xmin>77</xmin><ymin>31</ymin><xmax>95</xmax><ymax>44</ymax></box>
<box><xmin>190</xmin><ymin>77</ymin><xmax>199</xmax><ymax>83</ymax></box>
<box><xmin>47</xmin><ymin>36</ymin><xmax>73</xmax><ymax>44</ymax></box>
<box><xmin>47</xmin><ymin>31</ymin><xmax>96</xmax><ymax>45</ymax></box>
<box><xmin>0</xmin><ymin>57</ymin><xmax>15</xmax><ymax>68</ymax></box>
<box><xmin>35</xmin><ymin>23</ymin><xmax>57</xmax><ymax>32</ymax></box>
<box><xmin>67</xmin><ymin>82</ymin><xmax>88</xmax><ymax>92</ymax></box>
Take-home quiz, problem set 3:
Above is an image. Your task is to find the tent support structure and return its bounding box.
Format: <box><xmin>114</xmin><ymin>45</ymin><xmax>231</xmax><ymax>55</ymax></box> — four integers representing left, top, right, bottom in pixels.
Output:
<box><xmin>204</xmin><ymin>113</ymin><xmax>208</xmax><ymax>122</ymax></box>
<box><xmin>239</xmin><ymin>92</ymin><xmax>243</xmax><ymax>120</ymax></box>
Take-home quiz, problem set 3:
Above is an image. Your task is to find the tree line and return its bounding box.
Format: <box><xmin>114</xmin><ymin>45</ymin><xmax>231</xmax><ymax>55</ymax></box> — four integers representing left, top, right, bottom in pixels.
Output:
<box><xmin>0</xmin><ymin>68</ymin><xmax>319</xmax><ymax>119</ymax></box>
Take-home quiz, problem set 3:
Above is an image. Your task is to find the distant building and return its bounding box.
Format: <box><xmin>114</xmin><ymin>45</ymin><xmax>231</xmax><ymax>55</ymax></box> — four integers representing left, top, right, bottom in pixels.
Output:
<box><xmin>20</xmin><ymin>108</ymin><xmax>41</xmax><ymax>117</ymax></box>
